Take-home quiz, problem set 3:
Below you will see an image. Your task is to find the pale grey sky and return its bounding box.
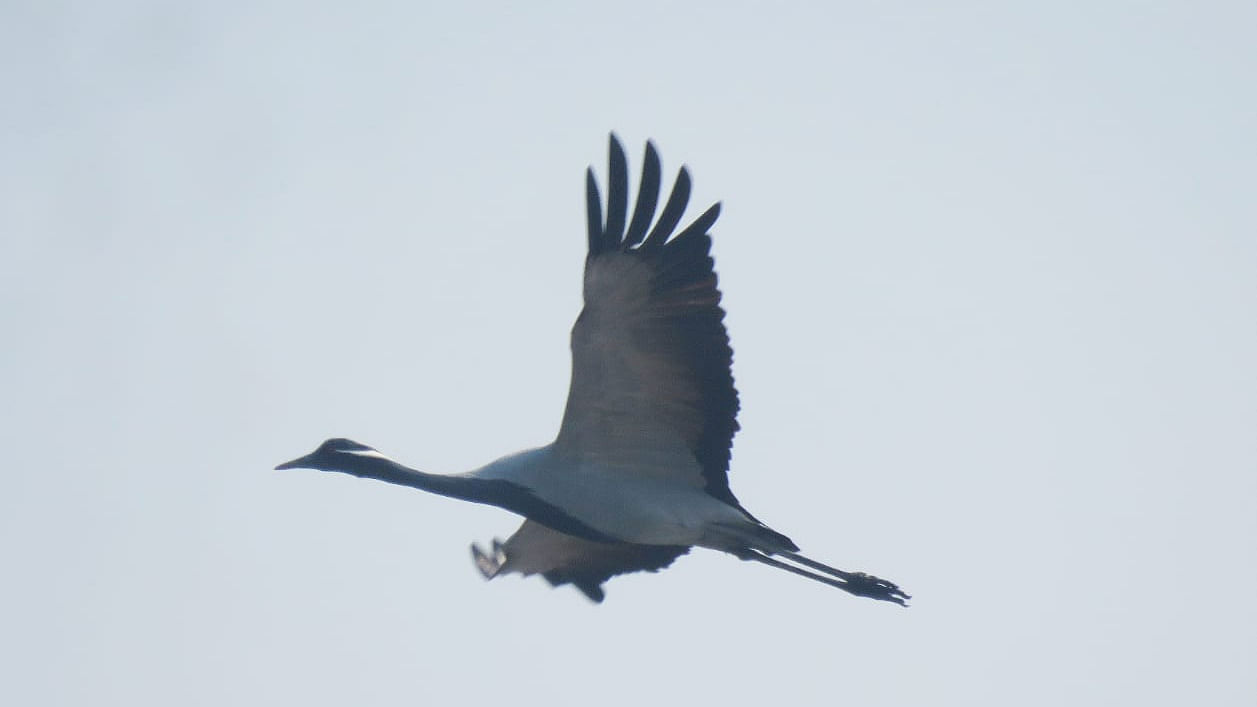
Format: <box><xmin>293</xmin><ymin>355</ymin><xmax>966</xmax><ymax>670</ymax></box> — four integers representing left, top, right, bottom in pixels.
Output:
<box><xmin>2</xmin><ymin>2</ymin><xmax>1254</xmax><ymax>705</ymax></box>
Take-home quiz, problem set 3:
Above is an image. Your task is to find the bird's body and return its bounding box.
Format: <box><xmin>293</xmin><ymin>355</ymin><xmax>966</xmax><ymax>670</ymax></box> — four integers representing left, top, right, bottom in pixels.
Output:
<box><xmin>278</xmin><ymin>136</ymin><xmax>908</xmax><ymax>605</ymax></box>
<box><xmin>471</xmin><ymin>447</ymin><xmax>749</xmax><ymax>548</ymax></box>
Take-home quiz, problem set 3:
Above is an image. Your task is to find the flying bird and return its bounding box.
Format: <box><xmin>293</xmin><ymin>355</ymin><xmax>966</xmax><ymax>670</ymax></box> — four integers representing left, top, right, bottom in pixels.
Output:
<box><xmin>277</xmin><ymin>136</ymin><xmax>909</xmax><ymax>605</ymax></box>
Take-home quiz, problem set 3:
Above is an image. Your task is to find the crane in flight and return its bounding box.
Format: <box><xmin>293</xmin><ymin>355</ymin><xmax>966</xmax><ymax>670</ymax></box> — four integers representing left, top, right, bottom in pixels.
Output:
<box><xmin>277</xmin><ymin>136</ymin><xmax>909</xmax><ymax>605</ymax></box>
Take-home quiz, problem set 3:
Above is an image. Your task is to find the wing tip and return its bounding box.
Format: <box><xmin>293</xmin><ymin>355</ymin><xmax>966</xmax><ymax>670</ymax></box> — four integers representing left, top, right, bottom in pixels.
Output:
<box><xmin>585</xmin><ymin>167</ymin><xmax>604</xmax><ymax>255</ymax></box>
<box><xmin>586</xmin><ymin>137</ymin><xmax>721</xmax><ymax>256</ymax></box>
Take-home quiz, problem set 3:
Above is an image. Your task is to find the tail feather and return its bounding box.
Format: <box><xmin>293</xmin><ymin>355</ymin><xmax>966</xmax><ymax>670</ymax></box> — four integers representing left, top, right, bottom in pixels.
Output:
<box><xmin>749</xmin><ymin>523</ymin><xmax>799</xmax><ymax>553</ymax></box>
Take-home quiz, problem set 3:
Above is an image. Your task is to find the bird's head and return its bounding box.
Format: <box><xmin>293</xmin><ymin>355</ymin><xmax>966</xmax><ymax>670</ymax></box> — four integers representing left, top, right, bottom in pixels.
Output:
<box><xmin>275</xmin><ymin>438</ymin><xmax>382</xmax><ymax>471</ymax></box>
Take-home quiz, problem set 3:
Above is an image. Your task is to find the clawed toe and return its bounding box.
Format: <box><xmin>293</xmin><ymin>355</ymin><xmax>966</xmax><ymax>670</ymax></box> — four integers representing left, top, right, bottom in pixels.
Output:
<box><xmin>845</xmin><ymin>572</ymin><xmax>911</xmax><ymax>606</ymax></box>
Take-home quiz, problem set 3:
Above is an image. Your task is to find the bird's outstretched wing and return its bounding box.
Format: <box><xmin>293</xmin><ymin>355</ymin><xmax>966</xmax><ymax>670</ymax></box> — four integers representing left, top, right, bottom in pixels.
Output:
<box><xmin>474</xmin><ymin>520</ymin><xmax>688</xmax><ymax>602</ymax></box>
<box><xmin>553</xmin><ymin>135</ymin><xmax>740</xmax><ymax>506</ymax></box>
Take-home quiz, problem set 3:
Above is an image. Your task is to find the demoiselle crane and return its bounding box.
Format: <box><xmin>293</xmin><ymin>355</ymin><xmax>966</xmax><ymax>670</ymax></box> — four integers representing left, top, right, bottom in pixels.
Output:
<box><xmin>277</xmin><ymin>136</ymin><xmax>909</xmax><ymax>605</ymax></box>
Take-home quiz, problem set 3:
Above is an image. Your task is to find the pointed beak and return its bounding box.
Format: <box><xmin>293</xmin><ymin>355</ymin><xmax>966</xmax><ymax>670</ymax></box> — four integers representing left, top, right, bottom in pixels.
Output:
<box><xmin>275</xmin><ymin>453</ymin><xmax>315</xmax><ymax>471</ymax></box>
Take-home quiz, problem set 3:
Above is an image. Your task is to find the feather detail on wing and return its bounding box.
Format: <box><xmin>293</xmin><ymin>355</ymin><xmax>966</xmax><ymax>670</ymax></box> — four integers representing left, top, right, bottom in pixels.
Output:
<box><xmin>555</xmin><ymin>135</ymin><xmax>741</xmax><ymax>507</ymax></box>
<box><xmin>474</xmin><ymin>520</ymin><xmax>688</xmax><ymax>602</ymax></box>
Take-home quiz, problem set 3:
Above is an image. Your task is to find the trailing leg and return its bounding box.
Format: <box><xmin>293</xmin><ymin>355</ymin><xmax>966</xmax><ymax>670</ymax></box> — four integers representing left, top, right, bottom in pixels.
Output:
<box><xmin>740</xmin><ymin>549</ymin><xmax>910</xmax><ymax>606</ymax></box>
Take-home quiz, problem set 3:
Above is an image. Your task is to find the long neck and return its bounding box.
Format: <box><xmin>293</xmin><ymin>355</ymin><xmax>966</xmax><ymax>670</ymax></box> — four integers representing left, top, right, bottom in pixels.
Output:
<box><xmin>331</xmin><ymin>452</ymin><xmax>494</xmax><ymax>505</ymax></box>
<box><xmin>327</xmin><ymin>449</ymin><xmax>619</xmax><ymax>543</ymax></box>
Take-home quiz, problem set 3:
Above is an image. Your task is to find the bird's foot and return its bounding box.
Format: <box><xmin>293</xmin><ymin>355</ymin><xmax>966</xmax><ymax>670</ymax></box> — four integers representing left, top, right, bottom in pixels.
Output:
<box><xmin>471</xmin><ymin>539</ymin><xmax>507</xmax><ymax>579</ymax></box>
<box><xmin>843</xmin><ymin>571</ymin><xmax>911</xmax><ymax>606</ymax></box>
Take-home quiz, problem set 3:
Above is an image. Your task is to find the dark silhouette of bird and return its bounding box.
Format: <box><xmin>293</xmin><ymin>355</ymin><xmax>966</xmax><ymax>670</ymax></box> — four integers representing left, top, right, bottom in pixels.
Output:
<box><xmin>278</xmin><ymin>136</ymin><xmax>909</xmax><ymax>605</ymax></box>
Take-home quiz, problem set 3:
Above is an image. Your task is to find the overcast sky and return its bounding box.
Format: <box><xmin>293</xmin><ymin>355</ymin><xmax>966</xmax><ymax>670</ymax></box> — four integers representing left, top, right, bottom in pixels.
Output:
<box><xmin>2</xmin><ymin>2</ymin><xmax>1254</xmax><ymax>706</ymax></box>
